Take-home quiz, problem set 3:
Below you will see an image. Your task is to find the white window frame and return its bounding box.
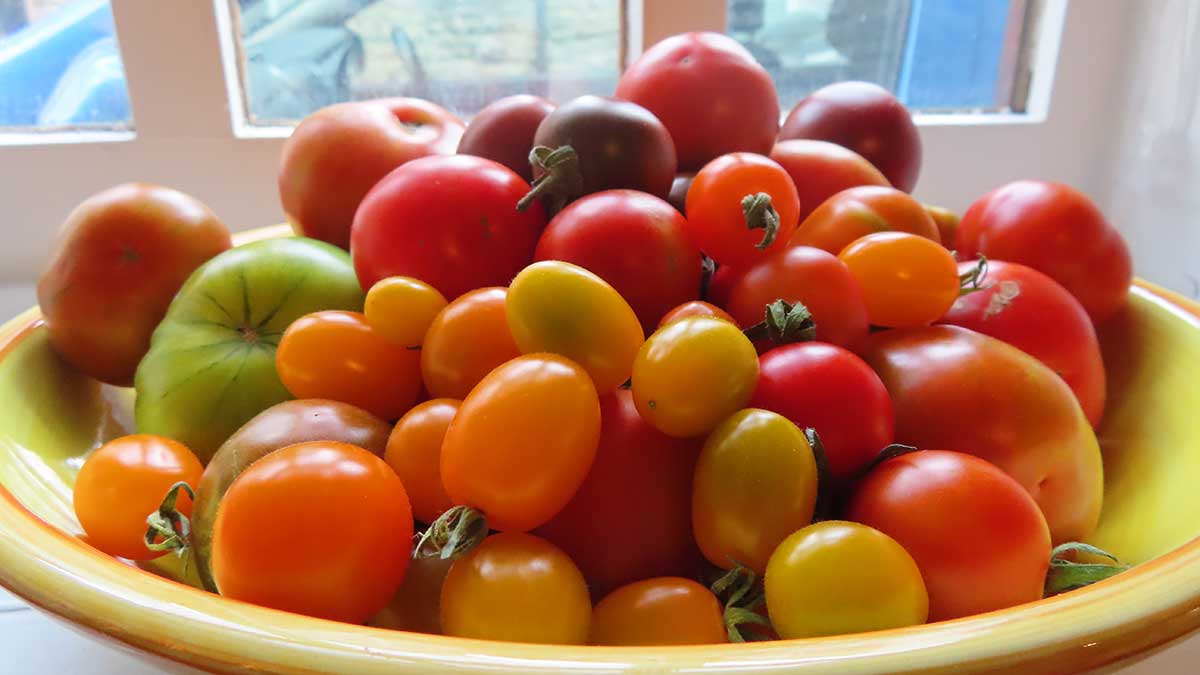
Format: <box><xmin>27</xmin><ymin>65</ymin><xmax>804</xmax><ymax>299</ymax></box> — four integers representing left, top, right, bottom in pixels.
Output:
<box><xmin>0</xmin><ymin>0</ymin><xmax>1128</xmax><ymax>284</ymax></box>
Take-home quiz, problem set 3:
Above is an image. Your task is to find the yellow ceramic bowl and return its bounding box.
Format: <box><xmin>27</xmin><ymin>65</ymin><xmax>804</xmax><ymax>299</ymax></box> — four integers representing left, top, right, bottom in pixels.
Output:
<box><xmin>2</xmin><ymin>229</ymin><xmax>1200</xmax><ymax>673</ymax></box>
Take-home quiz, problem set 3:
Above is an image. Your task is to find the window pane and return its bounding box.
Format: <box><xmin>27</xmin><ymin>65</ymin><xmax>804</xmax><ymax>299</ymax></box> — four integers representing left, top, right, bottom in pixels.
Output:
<box><xmin>233</xmin><ymin>0</ymin><xmax>622</xmax><ymax>124</ymax></box>
<box><xmin>729</xmin><ymin>0</ymin><xmax>1028</xmax><ymax>113</ymax></box>
<box><xmin>0</xmin><ymin>0</ymin><xmax>132</xmax><ymax>129</ymax></box>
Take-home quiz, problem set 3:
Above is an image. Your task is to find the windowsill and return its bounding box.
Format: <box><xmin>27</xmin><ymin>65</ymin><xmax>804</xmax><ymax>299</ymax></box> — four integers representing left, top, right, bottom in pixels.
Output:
<box><xmin>0</xmin><ymin>130</ymin><xmax>137</xmax><ymax>148</ymax></box>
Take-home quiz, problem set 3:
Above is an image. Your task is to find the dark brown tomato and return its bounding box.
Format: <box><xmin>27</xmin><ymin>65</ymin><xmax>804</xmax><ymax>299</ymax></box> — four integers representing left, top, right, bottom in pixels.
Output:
<box><xmin>457</xmin><ymin>95</ymin><xmax>556</xmax><ymax>182</ymax></box>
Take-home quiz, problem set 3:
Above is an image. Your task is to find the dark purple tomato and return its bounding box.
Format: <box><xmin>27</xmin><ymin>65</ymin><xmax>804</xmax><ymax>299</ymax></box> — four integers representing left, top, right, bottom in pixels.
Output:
<box><xmin>457</xmin><ymin>95</ymin><xmax>556</xmax><ymax>182</ymax></box>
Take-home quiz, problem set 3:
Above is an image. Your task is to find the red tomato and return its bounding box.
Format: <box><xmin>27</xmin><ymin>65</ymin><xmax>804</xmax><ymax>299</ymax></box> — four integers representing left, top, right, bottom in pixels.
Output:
<box><xmin>939</xmin><ymin>260</ymin><xmax>1106</xmax><ymax>426</ymax></box>
<box><xmin>350</xmin><ymin>155</ymin><xmax>547</xmax><ymax>299</ymax></box>
<box><xmin>706</xmin><ymin>264</ymin><xmax>741</xmax><ymax>308</ymax></box>
<box><xmin>590</xmin><ymin>577</ymin><xmax>726</xmax><ymax>645</ymax></box>
<box><xmin>537</xmin><ymin>389</ymin><xmax>701</xmax><ymax>596</ymax></box>
<box><xmin>616</xmin><ymin>32</ymin><xmax>780</xmax><ymax>171</ymax></box>
<box><xmin>659</xmin><ymin>301</ymin><xmax>736</xmax><ymax>328</ymax></box>
<box><xmin>534</xmin><ymin>190</ymin><xmax>702</xmax><ymax>332</ymax></box>
<box><xmin>839</xmin><ymin>231</ymin><xmax>960</xmax><ymax>328</ymax></box>
<box><xmin>456</xmin><ymin>95</ymin><xmax>555</xmax><ymax>182</ymax></box>
<box><xmin>858</xmin><ymin>326</ymin><xmax>1103</xmax><ymax>543</ymax></box>
<box><xmin>685</xmin><ymin>153</ymin><xmax>801</xmax><ymax>269</ymax></box>
<box><xmin>726</xmin><ymin>245</ymin><xmax>869</xmax><ymax>350</ymax></box>
<box><xmin>752</xmin><ymin>342</ymin><xmax>893</xmax><ymax>479</ymax></box>
<box><xmin>956</xmin><ymin>180</ymin><xmax>1133</xmax><ymax>323</ymax></box>
<box><xmin>789</xmin><ymin>185</ymin><xmax>940</xmax><ymax>255</ymax></box>
<box><xmin>846</xmin><ymin>450</ymin><xmax>1052</xmax><ymax>621</ymax></box>
<box><xmin>769</xmin><ymin>139</ymin><xmax>890</xmax><ymax>223</ymax></box>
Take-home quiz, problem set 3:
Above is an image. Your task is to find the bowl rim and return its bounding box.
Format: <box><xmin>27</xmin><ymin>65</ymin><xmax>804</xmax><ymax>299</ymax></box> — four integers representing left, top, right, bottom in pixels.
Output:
<box><xmin>2</xmin><ymin>281</ymin><xmax>1200</xmax><ymax>674</ymax></box>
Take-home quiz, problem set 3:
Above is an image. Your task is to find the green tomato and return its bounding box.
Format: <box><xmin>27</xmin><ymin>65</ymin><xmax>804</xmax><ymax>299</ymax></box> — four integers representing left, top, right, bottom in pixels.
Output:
<box><xmin>134</xmin><ymin>237</ymin><xmax>364</xmax><ymax>462</ymax></box>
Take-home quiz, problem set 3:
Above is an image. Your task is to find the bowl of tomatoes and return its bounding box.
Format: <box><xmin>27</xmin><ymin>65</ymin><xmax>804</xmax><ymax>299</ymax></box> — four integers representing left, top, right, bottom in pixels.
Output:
<box><xmin>3</xmin><ymin>30</ymin><xmax>1200</xmax><ymax>675</ymax></box>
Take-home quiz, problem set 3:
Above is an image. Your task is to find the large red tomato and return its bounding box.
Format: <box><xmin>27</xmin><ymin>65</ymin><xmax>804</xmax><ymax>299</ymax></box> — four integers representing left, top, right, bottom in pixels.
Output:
<box><xmin>350</xmin><ymin>155</ymin><xmax>547</xmax><ymax>299</ymax></box>
<box><xmin>956</xmin><ymin>180</ymin><xmax>1133</xmax><ymax>323</ymax></box>
<box><xmin>535</xmin><ymin>190</ymin><xmax>701</xmax><ymax>333</ymax></box>
<box><xmin>858</xmin><ymin>326</ymin><xmax>1103</xmax><ymax>544</ymax></box>
<box><xmin>616</xmin><ymin>32</ymin><xmax>779</xmax><ymax>171</ymax></box>
<box><xmin>939</xmin><ymin>260</ymin><xmax>1106</xmax><ymax>426</ymax></box>
<box><xmin>537</xmin><ymin>389</ymin><xmax>701</xmax><ymax>596</ymax></box>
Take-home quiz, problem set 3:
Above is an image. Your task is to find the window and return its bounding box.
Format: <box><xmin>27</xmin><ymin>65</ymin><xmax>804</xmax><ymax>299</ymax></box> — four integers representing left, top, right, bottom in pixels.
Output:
<box><xmin>0</xmin><ymin>0</ymin><xmax>131</xmax><ymax>129</ymax></box>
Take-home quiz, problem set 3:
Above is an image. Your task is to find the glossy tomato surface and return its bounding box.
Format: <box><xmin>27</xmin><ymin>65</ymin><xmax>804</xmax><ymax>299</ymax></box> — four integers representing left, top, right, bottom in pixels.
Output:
<box><xmin>457</xmin><ymin>95</ymin><xmax>555</xmax><ymax>182</ymax></box>
<box><xmin>590</xmin><ymin>577</ymin><xmax>726</xmax><ymax>646</ymax></box>
<box><xmin>839</xmin><ymin>231</ymin><xmax>960</xmax><ymax>328</ymax></box>
<box><xmin>420</xmin><ymin>287</ymin><xmax>521</xmax><ymax>399</ymax></box>
<box><xmin>789</xmin><ymin>185</ymin><xmax>940</xmax><ymax>255</ymax></box>
<box><xmin>769</xmin><ymin>139</ymin><xmax>890</xmax><ymax>223</ymax></box>
<box><xmin>385</xmin><ymin>398</ymin><xmax>459</xmax><ymax>524</ymax></box>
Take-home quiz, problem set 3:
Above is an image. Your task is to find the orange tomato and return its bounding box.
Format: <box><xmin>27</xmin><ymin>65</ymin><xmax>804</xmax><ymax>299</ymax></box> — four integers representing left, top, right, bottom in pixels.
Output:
<box><xmin>364</xmin><ymin>276</ymin><xmax>447</xmax><ymax>347</ymax></box>
<box><xmin>789</xmin><ymin>185</ymin><xmax>940</xmax><ymax>255</ymax></box>
<box><xmin>420</xmin><ymin>287</ymin><xmax>521</xmax><ymax>399</ymax></box>
<box><xmin>590</xmin><ymin>577</ymin><xmax>726</xmax><ymax>645</ymax></box>
<box><xmin>658</xmin><ymin>300</ymin><xmax>736</xmax><ymax>328</ymax></box>
<box><xmin>384</xmin><ymin>398</ymin><xmax>459</xmax><ymax>524</ymax></box>
<box><xmin>838</xmin><ymin>231</ymin><xmax>960</xmax><ymax>327</ymax></box>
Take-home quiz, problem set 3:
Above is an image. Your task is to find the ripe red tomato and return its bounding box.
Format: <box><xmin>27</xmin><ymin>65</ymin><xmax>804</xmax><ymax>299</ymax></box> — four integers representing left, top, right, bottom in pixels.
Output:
<box><xmin>858</xmin><ymin>325</ymin><xmax>1103</xmax><ymax>543</ymax></box>
<box><xmin>590</xmin><ymin>577</ymin><xmax>726</xmax><ymax>645</ymax></box>
<box><xmin>535</xmin><ymin>190</ymin><xmax>702</xmax><ymax>332</ymax></box>
<box><xmin>616</xmin><ymin>32</ymin><xmax>780</xmax><ymax>171</ymax></box>
<box><xmin>846</xmin><ymin>450</ymin><xmax>1052</xmax><ymax>621</ymax></box>
<box><xmin>789</xmin><ymin>185</ymin><xmax>940</xmax><ymax>255</ymax></box>
<box><xmin>839</xmin><ymin>231</ymin><xmax>960</xmax><ymax>328</ymax></box>
<box><xmin>956</xmin><ymin>180</ymin><xmax>1133</xmax><ymax>323</ymax></box>
<box><xmin>769</xmin><ymin>139</ymin><xmax>890</xmax><ymax>223</ymax></box>
<box><xmin>686</xmin><ymin>153</ymin><xmax>801</xmax><ymax>269</ymax></box>
<box><xmin>73</xmin><ymin>434</ymin><xmax>203</xmax><ymax>561</ymax></box>
<box><xmin>456</xmin><ymin>95</ymin><xmax>555</xmax><ymax>182</ymax></box>
<box><xmin>350</xmin><ymin>155</ymin><xmax>547</xmax><ymax>299</ymax></box>
<box><xmin>752</xmin><ymin>342</ymin><xmax>893</xmax><ymax>479</ymax></box>
<box><xmin>939</xmin><ymin>260</ymin><xmax>1106</xmax><ymax>426</ymax></box>
<box><xmin>211</xmin><ymin>441</ymin><xmax>413</xmax><ymax>624</ymax></box>
<box><xmin>726</xmin><ymin>245</ymin><xmax>869</xmax><ymax>350</ymax></box>
<box><xmin>537</xmin><ymin>389</ymin><xmax>701</xmax><ymax>596</ymax></box>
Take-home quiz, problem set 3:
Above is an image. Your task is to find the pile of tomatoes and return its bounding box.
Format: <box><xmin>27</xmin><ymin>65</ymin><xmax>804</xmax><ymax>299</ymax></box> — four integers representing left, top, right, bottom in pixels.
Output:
<box><xmin>62</xmin><ymin>31</ymin><xmax>1135</xmax><ymax>646</ymax></box>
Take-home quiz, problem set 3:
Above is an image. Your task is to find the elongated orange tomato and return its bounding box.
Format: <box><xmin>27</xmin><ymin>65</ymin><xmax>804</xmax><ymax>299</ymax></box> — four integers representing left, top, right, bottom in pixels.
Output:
<box><xmin>441</xmin><ymin>354</ymin><xmax>601</xmax><ymax>532</ymax></box>
<box><xmin>421</xmin><ymin>287</ymin><xmax>521</xmax><ymax>399</ymax></box>
<box><xmin>590</xmin><ymin>577</ymin><xmax>726</xmax><ymax>645</ymax></box>
<box><xmin>838</xmin><ymin>231</ymin><xmax>960</xmax><ymax>328</ymax></box>
<box><xmin>384</xmin><ymin>398</ymin><xmax>459</xmax><ymax>524</ymax></box>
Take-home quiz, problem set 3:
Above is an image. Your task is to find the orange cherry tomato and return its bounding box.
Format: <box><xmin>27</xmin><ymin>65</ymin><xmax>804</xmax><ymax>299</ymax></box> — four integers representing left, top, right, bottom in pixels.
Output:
<box><xmin>73</xmin><ymin>434</ymin><xmax>202</xmax><ymax>561</ymax></box>
<box><xmin>211</xmin><ymin>441</ymin><xmax>413</xmax><ymax>624</ymax></box>
<box><xmin>364</xmin><ymin>276</ymin><xmax>448</xmax><ymax>347</ymax></box>
<box><xmin>789</xmin><ymin>185</ymin><xmax>940</xmax><ymax>255</ymax></box>
<box><xmin>838</xmin><ymin>231</ymin><xmax>960</xmax><ymax>327</ymax></box>
<box><xmin>384</xmin><ymin>398</ymin><xmax>459</xmax><ymax>524</ymax></box>
<box><xmin>658</xmin><ymin>300</ymin><xmax>736</xmax><ymax>328</ymax></box>
<box><xmin>590</xmin><ymin>577</ymin><xmax>726</xmax><ymax>646</ymax></box>
<box><xmin>441</xmin><ymin>353</ymin><xmax>601</xmax><ymax>531</ymax></box>
<box><xmin>441</xmin><ymin>532</ymin><xmax>591</xmax><ymax>644</ymax></box>
<box><xmin>276</xmin><ymin>310</ymin><xmax>421</xmax><ymax>420</ymax></box>
<box><xmin>685</xmin><ymin>153</ymin><xmax>801</xmax><ymax>268</ymax></box>
<box><xmin>420</xmin><ymin>287</ymin><xmax>521</xmax><ymax>399</ymax></box>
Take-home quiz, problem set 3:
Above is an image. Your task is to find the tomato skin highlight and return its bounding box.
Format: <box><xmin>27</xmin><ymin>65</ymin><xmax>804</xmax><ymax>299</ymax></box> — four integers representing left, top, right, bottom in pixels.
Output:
<box><xmin>590</xmin><ymin>577</ymin><xmax>726</xmax><ymax>646</ymax></box>
<box><xmin>659</xmin><ymin>301</ymin><xmax>736</xmax><ymax>328</ymax></box>
<box><xmin>363</xmin><ymin>276</ymin><xmax>447</xmax><ymax>347</ymax></box>
<box><xmin>789</xmin><ymin>185</ymin><xmax>939</xmax><ymax>256</ymax></box>
<box><xmin>440</xmin><ymin>532</ymin><xmax>591</xmax><ymax>644</ymax></box>
<box><xmin>846</xmin><ymin>450</ymin><xmax>1052</xmax><ymax>621</ymax></box>
<box><xmin>420</xmin><ymin>287</ymin><xmax>521</xmax><ymax>399</ymax></box>
<box><xmin>838</xmin><ymin>231</ymin><xmax>960</xmax><ymax>328</ymax></box>
<box><xmin>441</xmin><ymin>353</ymin><xmax>601</xmax><ymax>532</ymax></box>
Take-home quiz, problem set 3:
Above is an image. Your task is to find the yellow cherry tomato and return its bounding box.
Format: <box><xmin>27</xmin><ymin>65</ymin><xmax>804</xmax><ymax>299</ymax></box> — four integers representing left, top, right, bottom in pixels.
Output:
<box><xmin>364</xmin><ymin>276</ymin><xmax>448</xmax><ymax>347</ymax></box>
<box><xmin>631</xmin><ymin>316</ymin><xmax>758</xmax><ymax>438</ymax></box>
<box><xmin>506</xmin><ymin>261</ymin><xmax>644</xmax><ymax>393</ymax></box>
<box><xmin>765</xmin><ymin>520</ymin><xmax>929</xmax><ymax>638</ymax></box>
<box><xmin>838</xmin><ymin>231</ymin><xmax>960</xmax><ymax>327</ymax></box>
<box><xmin>693</xmin><ymin>409</ymin><xmax>817</xmax><ymax>573</ymax></box>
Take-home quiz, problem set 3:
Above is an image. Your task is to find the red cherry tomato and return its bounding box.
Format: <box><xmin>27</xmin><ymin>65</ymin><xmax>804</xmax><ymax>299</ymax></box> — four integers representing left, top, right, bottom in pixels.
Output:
<box><xmin>838</xmin><ymin>231</ymin><xmax>960</xmax><ymax>328</ymax></box>
<box><xmin>846</xmin><ymin>450</ymin><xmax>1051</xmax><ymax>621</ymax></box>
<box><xmin>752</xmin><ymin>342</ymin><xmax>893</xmax><ymax>479</ymax></box>
<box><xmin>535</xmin><ymin>190</ymin><xmax>701</xmax><ymax>332</ymax></box>
<box><xmin>790</xmin><ymin>185</ymin><xmax>941</xmax><ymax>255</ymax></box>
<box><xmin>956</xmin><ymin>180</ymin><xmax>1133</xmax><ymax>323</ymax></box>
<box><xmin>685</xmin><ymin>153</ymin><xmax>801</xmax><ymax>269</ymax></box>
<box><xmin>537</xmin><ymin>389</ymin><xmax>701</xmax><ymax>595</ymax></box>
<box><xmin>726</xmin><ymin>245</ymin><xmax>869</xmax><ymax>350</ymax></box>
<box><xmin>616</xmin><ymin>32</ymin><xmax>780</xmax><ymax>171</ymax></box>
<box><xmin>351</xmin><ymin>155</ymin><xmax>547</xmax><ymax>300</ymax></box>
<box><xmin>939</xmin><ymin>260</ymin><xmax>1106</xmax><ymax>426</ymax></box>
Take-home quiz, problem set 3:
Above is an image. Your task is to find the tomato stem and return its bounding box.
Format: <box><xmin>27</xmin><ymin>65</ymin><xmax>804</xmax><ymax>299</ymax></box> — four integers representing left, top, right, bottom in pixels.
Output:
<box><xmin>742</xmin><ymin>299</ymin><xmax>817</xmax><ymax>345</ymax></box>
<box><xmin>413</xmin><ymin>505</ymin><xmax>489</xmax><ymax>560</ymax></box>
<box><xmin>143</xmin><ymin>481</ymin><xmax>194</xmax><ymax>561</ymax></box>
<box><xmin>742</xmin><ymin>192</ymin><xmax>781</xmax><ymax>250</ymax></box>
<box><xmin>804</xmin><ymin>428</ymin><xmax>839</xmax><ymax>523</ymax></box>
<box><xmin>958</xmin><ymin>254</ymin><xmax>990</xmax><ymax>296</ymax></box>
<box><xmin>699</xmin><ymin>255</ymin><xmax>717</xmax><ymax>301</ymax></box>
<box><xmin>517</xmin><ymin>144</ymin><xmax>582</xmax><ymax>215</ymax></box>
<box><xmin>854</xmin><ymin>443</ymin><xmax>919</xmax><ymax>479</ymax></box>
<box><xmin>711</xmin><ymin>563</ymin><xmax>773</xmax><ymax>642</ymax></box>
<box><xmin>1044</xmin><ymin>542</ymin><xmax>1129</xmax><ymax>596</ymax></box>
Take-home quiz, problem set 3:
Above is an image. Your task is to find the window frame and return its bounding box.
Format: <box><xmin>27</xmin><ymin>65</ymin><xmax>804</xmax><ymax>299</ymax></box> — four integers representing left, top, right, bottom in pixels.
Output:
<box><xmin>0</xmin><ymin>0</ymin><xmax>1126</xmax><ymax>284</ymax></box>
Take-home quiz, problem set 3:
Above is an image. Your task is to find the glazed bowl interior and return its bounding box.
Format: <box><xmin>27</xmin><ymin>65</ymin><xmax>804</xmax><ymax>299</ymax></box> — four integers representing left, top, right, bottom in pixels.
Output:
<box><xmin>2</xmin><ymin>256</ymin><xmax>1200</xmax><ymax>673</ymax></box>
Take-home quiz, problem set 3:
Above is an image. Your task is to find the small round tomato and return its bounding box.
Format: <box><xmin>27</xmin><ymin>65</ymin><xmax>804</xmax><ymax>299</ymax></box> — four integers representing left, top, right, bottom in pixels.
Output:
<box><xmin>659</xmin><ymin>300</ymin><xmax>736</xmax><ymax>328</ymax></box>
<box><xmin>384</xmin><ymin>398</ymin><xmax>459</xmax><ymax>524</ymax></box>
<box><xmin>507</xmin><ymin>261</ymin><xmax>644</xmax><ymax>393</ymax></box>
<box><xmin>276</xmin><ymin>311</ymin><xmax>421</xmax><ymax>420</ymax></box>
<box><xmin>693</xmin><ymin>409</ymin><xmax>817</xmax><ymax>573</ymax></box>
<box><xmin>769</xmin><ymin>139</ymin><xmax>890</xmax><ymax>223</ymax></box>
<box><xmin>789</xmin><ymin>185</ymin><xmax>940</xmax><ymax>255</ymax></box>
<box><xmin>534</xmin><ymin>190</ymin><xmax>702</xmax><ymax>332</ymax></box>
<box><xmin>685</xmin><ymin>153</ymin><xmax>801</xmax><ymax>269</ymax></box>
<box><xmin>73</xmin><ymin>434</ymin><xmax>203</xmax><ymax>561</ymax></box>
<box><xmin>420</xmin><ymin>287</ymin><xmax>521</xmax><ymax>399</ymax></box>
<box><xmin>363</xmin><ymin>276</ymin><xmax>447</xmax><ymax>347</ymax></box>
<box><xmin>211</xmin><ymin>441</ymin><xmax>413</xmax><ymax>624</ymax></box>
<box><xmin>456</xmin><ymin>94</ymin><xmax>555</xmax><ymax>182</ymax></box>
<box><xmin>924</xmin><ymin>204</ymin><xmax>960</xmax><ymax>247</ymax></box>
<box><xmin>706</xmin><ymin>264</ymin><xmax>741</xmax><ymax>308</ymax></box>
<box><xmin>752</xmin><ymin>342</ymin><xmax>893</xmax><ymax>479</ymax></box>
<box><xmin>590</xmin><ymin>577</ymin><xmax>726</xmax><ymax>646</ymax></box>
<box><xmin>839</xmin><ymin>232</ymin><xmax>960</xmax><ymax>327</ymax></box>
<box><xmin>846</xmin><ymin>450</ymin><xmax>1052</xmax><ymax>621</ymax></box>
<box><xmin>441</xmin><ymin>354</ymin><xmax>601</xmax><ymax>532</ymax></box>
<box><xmin>632</xmin><ymin>317</ymin><xmax>759</xmax><ymax>438</ymax></box>
<box><xmin>727</xmin><ymin>245</ymin><xmax>869</xmax><ymax>349</ymax></box>
<box><xmin>765</xmin><ymin>521</ymin><xmax>928</xmax><ymax>639</ymax></box>
<box><xmin>441</xmin><ymin>532</ymin><xmax>591</xmax><ymax>644</ymax></box>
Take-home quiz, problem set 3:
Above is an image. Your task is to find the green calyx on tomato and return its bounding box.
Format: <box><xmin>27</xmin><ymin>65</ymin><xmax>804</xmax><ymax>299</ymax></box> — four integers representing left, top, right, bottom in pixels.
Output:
<box><xmin>710</xmin><ymin>563</ymin><xmax>773</xmax><ymax>643</ymax></box>
<box><xmin>742</xmin><ymin>299</ymin><xmax>817</xmax><ymax>346</ymax></box>
<box><xmin>1043</xmin><ymin>542</ymin><xmax>1129</xmax><ymax>597</ymax></box>
<box><xmin>517</xmin><ymin>145</ymin><xmax>582</xmax><ymax>214</ymax></box>
<box><xmin>958</xmin><ymin>254</ymin><xmax>990</xmax><ymax>296</ymax></box>
<box><xmin>742</xmin><ymin>192</ymin><xmax>782</xmax><ymax>250</ymax></box>
<box><xmin>142</xmin><ymin>481</ymin><xmax>195</xmax><ymax>560</ymax></box>
<box><xmin>414</xmin><ymin>506</ymin><xmax>489</xmax><ymax>561</ymax></box>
